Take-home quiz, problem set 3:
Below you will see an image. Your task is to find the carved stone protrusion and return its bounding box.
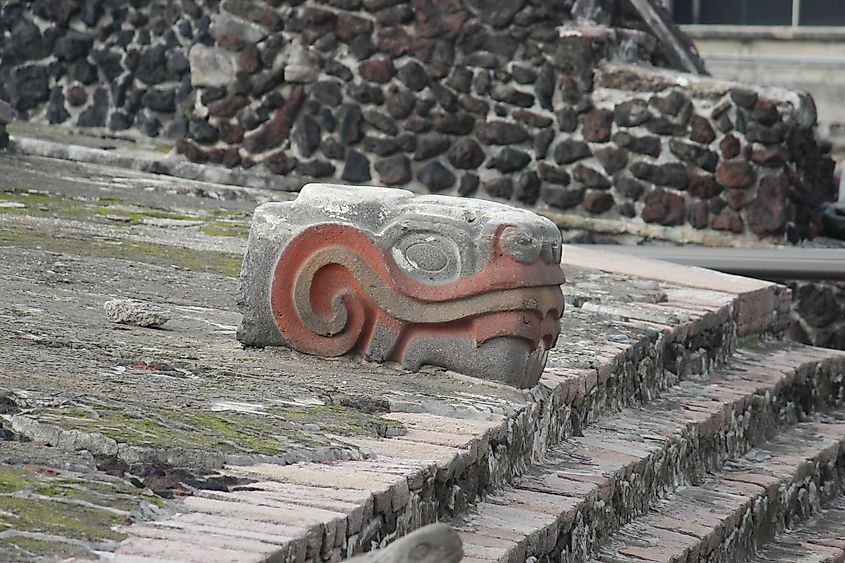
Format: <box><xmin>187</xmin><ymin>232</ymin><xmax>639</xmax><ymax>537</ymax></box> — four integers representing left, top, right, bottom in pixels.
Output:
<box><xmin>237</xmin><ymin>184</ymin><xmax>565</xmax><ymax>389</ymax></box>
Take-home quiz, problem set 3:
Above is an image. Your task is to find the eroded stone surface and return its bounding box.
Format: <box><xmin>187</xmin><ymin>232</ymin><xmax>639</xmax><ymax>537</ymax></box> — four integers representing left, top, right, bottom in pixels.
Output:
<box><xmin>238</xmin><ymin>184</ymin><xmax>565</xmax><ymax>389</ymax></box>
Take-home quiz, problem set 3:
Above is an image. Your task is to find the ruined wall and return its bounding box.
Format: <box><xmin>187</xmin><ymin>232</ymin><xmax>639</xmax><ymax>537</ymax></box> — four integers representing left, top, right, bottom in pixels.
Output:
<box><xmin>0</xmin><ymin>0</ymin><xmax>208</xmax><ymax>137</ymax></box>
<box><xmin>788</xmin><ymin>280</ymin><xmax>845</xmax><ymax>352</ymax></box>
<box><xmin>0</xmin><ymin>0</ymin><xmax>836</xmax><ymax>242</ymax></box>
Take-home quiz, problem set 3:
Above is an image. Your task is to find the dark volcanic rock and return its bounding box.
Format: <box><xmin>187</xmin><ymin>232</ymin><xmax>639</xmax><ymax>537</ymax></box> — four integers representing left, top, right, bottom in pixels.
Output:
<box><xmin>572</xmin><ymin>164</ymin><xmax>611</xmax><ymax>190</ymax></box>
<box><xmin>243</xmin><ymin>87</ymin><xmax>306</xmax><ymax>152</ymax></box>
<box><xmin>363</xmin><ymin>110</ymin><xmax>398</xmax><ymax>136</ymax></box>
<box><xmin>730</xmin><ymin>88</ymin><xmax>758</xmax><ymax>110</ymax></box>
<box><xmin>8</xmin><ymin>65</ymin><xmax>50</xmax><ymax>111</ymax></box>
<box><xmin>386</xmin><ymin>90</ymin><xmax>416</xmax><ymax>119</ymax></box>
<box><xmin>486</xmin><ymin>148</ymin><xmax>531</xmax><ymax>173</ymax></box>
<box><xmin>613</xmin><ymin>132</ymin><xmax>661</xmax><ymax>157</ymax></box>
<box><xmin>653</xmin><ymin>163</ymin><xmax>690</xmax><ymax>189</ymax></box>
<box><xmin>483</xmin><ymin>177</ymin><xmax>513</xmax><ymax>199</ymax></box>
<box><xmin>312</xmin><ymin>81</ymin><xmax>343</xmax><ymax>107</ymax></box>
<box><xmin>642</xmin><ymin>188</ymin><xmax>685</xmax><ymax>226</ymax></box>
<box><xmin>476</xmin><ymin>121</ymin><xmax>529</xmax><ymax>145</ymax></box>
<box><xmin>556</xmin><ymin>107</ymin><xmax>577</xmax><ymax>132</ymax></box>
<box><xmin>491</xmin><ymin>85</ymin><xmax>534</xmax><ymax>108</ymax></box>
<box><xmin>66</xmin><ymin>84</ymin><xmax>88</xmax><ymax>107</ymax></box>
<box><xmin>689</xmin><ymin>115</ymin><xmax>716</xmax><ymax>144</ymax></box>
<box><xmin>614</xmin><ymin>99</ymin><xmax>650</xmax><ymax>127</ymax></box>
<box><xmin>668</xmin><ymin>139</ymin><xmax>718</xmax><ymax>172</ymax></box>
<box><xmin>265</xmin><ymin>150</ymin><xmax>298</xmax><ymax>175</ymax></box>
<box><xmin>746</xmin><ymin>173</ymin><xmax>791</xmax><ymax>238</ymax></box>
<box><xmin>417</xmin><ymin>161</ymin><xmax>455</xmax><ymax>192</ymax></box>
<box><xmin>480</xmin><ymin>0</ymin><xmax>526</xmax><ymax>28</ymax></box>
<box><xmin>615</xmin><ymin>177</ymin><xmax>644</xmax><ymax>201</ymax></box>
<box><xmin>534</xmin><ymin>129</ymin><xmax>555</xmax><ymax>159</ymax></box>
<box><xmin>458</xmin><ymin>173</ymin><xmax>480</xmax><ymax>196</ymax></box>
<box><xmin>795</xmin><ymin>284</ymin><xmax>841</xmax><ymax>328</ymax></box>
<box><xmin>136</xmin><ymin>44</ymin><xmax>168</xmax><ymax>85</ymax></box>
<box><xmin>347</xmin><ymin>82</ymin><xmax>384</xmax><ymax>104</ymax></box>
<box><xmin>594</xmin><ymin>146</ymin><xmax>628</xmax><ymax>175</ymax></box>
<box><xmin>77</xmin><ymin>88</ymin><xmax>109</xmax><ymax>127</ymax></box>
<box><xmin>542</xmin><ymin>185</ymin><xmax>584</xmax><ymax>210</ymax></box>
<box><xmin>341</xmin><ymin>149</ymin><xmax>371</xmax><ymax>182</ymax></box>
<box><xmin>514</xmin><ymin>171</ymin><xmax>541</xmax><ymax>204</ymax></box>
<box><xmin>364</xmin><ymin>136</ymin><xmax>398</xmax><ymax>156</ymax></box>
<box><xmin>433</xmin><ymin>113</ymin><xmax>475</xmax><ymax>135</ymax></box>
<box><xmin>414</xmin><ymin>134</ymin><xmax>451</xmax><ymax>160</ymax></box>
<box><xmin>141</xmin><ymin>88</ymin><xmax>176</xmax><ymax>112</ymax></box>
<box><xmin>358</xmin><ymin>57</ymin><xmax>395</xmax><ymax>83</ymax></box>
<box><xmin>292</xmin><ymin>114</ymin><xmax>322</xmax><ymax>157</ymax></box>
<box><xmin>720</xmin><ymin>135</ymin><xmax>741</xmax><ymax>158</ymax></box>
<box><xmin>56</xmin><ymin>31</ymin><xmax>94</xmax><ymax>62</ymax></box>
<box><xmin>711</xmin><ymin>207</ymin><xmax>744</xmax><ymax>233</ymax></box>
<box><xmin>397</xmin><ymin>61</ymin><xmax>428</xmax><ymax>91</ymax></box>
<box><xmin>337</xmin><ymin>104</ymin><xmax>364</xmax><ymax>145</ymax></box>
<box><xmin>46</xmin><ymin>87</ymin><xmax>70</xmax><ymax>124</ymax></box>
<box><xmin>689</xmin><ymin>200</ymin><xmax>709</xmax><ymax>229</ymax></box>
<box><xmin>553</xmin><ymin>140</ymin><xmax>591</xmax><ymax>165</ymax></box>
<box><xmin>375</xmin><ymin>154</ymin><xmax>411</xmax><ymax>185</ymax></box>
<box><xmin>717</xmin><ymin>160</ymin><xmax>756</xmax><ymax>189</ymax></box>
<box><xmin>537</xmin><ymin>162</ymin><xmax>570</xmax><ymax>186</ymax></box>
<box><xmin>73</xmin><ymin>59</ymin><xmax>98</xmax><ymax>85</ymax></box>
<box><xmin>447</xmin><ymin>138</ymin><xmax>485</xmax><ymax>169</ymax></box>
<box><xmin>583</xmin><ymin>191</ymin><xmax>615</xmax><ymax>215</ymax></box>
<box><xmin>580</xmin><ymin>109</ymin><xmax>614</xmax><ymax>142</ymax></box>
<box><xmin>688</xmin><ymin>174</ymin><xmax>722</xmax><ymax>199</ymax></box>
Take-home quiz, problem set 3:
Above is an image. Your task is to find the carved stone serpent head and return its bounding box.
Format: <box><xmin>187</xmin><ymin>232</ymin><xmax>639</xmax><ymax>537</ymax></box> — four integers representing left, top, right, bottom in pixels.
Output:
<box><xmin>237</xmin><ymin>184</ymin><xmax>565</xmax><ymax>388</ymax></box>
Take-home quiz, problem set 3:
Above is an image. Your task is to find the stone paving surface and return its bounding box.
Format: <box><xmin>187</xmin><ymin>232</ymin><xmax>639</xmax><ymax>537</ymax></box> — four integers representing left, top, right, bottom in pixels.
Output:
<box><xmin>0</xmin><ymin>152</ymin><xmax>844</xmax><ymax>561</ymax></box>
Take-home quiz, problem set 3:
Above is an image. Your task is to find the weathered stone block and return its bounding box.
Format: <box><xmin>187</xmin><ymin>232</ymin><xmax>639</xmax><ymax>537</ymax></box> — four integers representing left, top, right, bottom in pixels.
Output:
<box><xmin>238</xmin><ymin>185</ymin><xmax>565</xmax><ymax>388</ymax></box>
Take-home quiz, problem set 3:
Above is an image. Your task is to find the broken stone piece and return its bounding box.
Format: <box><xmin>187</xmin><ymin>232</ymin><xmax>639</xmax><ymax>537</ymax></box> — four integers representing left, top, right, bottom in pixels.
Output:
<box><xmin>348</xmin><ymin>523</ymin><xmax>463</xmax><ymax>562</ymax></box>
<box><xmin>104</xmin><ymin>299</ymin><xmax>170</xmax><ymax>328</ymax></box>
<box><xmin>237</xmin><ymin>184</ymin><xmax>565</xmax><ymax>389</ymax></box>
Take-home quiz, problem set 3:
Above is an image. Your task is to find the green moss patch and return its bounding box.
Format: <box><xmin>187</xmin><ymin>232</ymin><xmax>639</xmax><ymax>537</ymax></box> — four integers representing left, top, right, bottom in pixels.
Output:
<box><xmin>0</xmin><ymin>463</ymin><xmax>165</xmax><ymax>559</ymax></box>
<box><xmin>0</xmin><ymin>536</ymin><xmax>93</xmax><ymax>561</ymax></box>
<box><xmin>0</xmin><ymin>229</ymin><xmax>243</xmax><ymax>278</ymax></box>
<box><xmin>30</xmin><ymin>400</ymin><xmax>405</xmax><ymax>458</ymax></box>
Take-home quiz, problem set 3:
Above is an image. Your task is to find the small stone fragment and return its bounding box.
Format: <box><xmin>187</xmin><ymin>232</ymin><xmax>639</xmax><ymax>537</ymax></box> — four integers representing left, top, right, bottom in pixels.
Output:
<box><xmin>104</xmin><ymin>299</ymin><xmax>169</xmax><ymax>328</ymax></box>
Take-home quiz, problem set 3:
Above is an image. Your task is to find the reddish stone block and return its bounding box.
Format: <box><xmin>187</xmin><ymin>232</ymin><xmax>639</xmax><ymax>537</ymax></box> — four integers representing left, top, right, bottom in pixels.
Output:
<box><xmin>243</xmin><ymin>86</ymin><xmax>305</xmax><ymax>153</ymax></box>
<box><xmin>642</xmin><ymin>188</ymin><xmax>685</xmax><ymax>226</ymax></box>
<box><xmin>719</xmin><ymin>134</ymin><xmax>740</xmax><ymax>159</ymax></box>
<box><xmin>583</xmin><ymin>191</ymin><xmax>614</xmax><ymax>215</ymax></box>
<box><xmin>358</xmin><ymin>57</ymin><xmax>396</xmax><ymax>83</ymax></box>
<box><xmin>238</xmin><ymin>185</ymin><xmax>565</xmax><ymax>388</ymax></box>
<box><xmin>717</xmin><ymin>160</ymin><xmax>756</xmax><ymax>189</ymax></box>
<box><xmin>580</xmin><ymin>109</ymin><xmax>613</xmax><ymax>143</ymax></box>
<box><xmin>711</xmin><ymin>207</ymin><xmax>743</xmax><ymax>233</ymax></box>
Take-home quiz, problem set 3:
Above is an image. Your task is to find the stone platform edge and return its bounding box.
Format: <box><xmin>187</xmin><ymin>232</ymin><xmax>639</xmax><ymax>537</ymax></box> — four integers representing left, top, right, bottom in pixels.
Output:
<box><xmin>98</xmin><ymin>246</ymin><xmax>792</xmax><ymax>561</ymax></box>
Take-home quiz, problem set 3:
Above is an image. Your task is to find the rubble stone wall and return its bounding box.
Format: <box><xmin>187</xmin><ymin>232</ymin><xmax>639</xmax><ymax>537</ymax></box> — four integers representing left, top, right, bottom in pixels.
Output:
<box><xmin>788</xmin><ymin>280</ymin><xmax>845</xmax><ymax>351</ymax></box>
<box><xmin>0</xmin><ymin>0</ymin><xmax>836</xmax><ymax>241</ymax></box>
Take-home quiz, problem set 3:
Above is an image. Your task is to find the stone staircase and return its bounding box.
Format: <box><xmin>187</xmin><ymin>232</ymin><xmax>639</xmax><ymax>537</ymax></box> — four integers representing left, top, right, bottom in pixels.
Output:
<box><xmin>456</xmin><ymin>342</ymin><xmax>845</xmax><ymax>562</ymax></box>
<box><xmin>84</xmin><ymin>246</ymin><xmax>845</xmax><ymax>563</ymax></box>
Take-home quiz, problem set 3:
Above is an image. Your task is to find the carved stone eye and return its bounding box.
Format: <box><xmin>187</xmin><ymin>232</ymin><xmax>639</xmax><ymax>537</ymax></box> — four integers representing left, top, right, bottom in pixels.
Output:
<box><xmin>404</xmin><ymin>242</ymin><xmax>448</xmax><ymax>273</ymax></box>
<box><xmin>391</xmin><ymin>232</ymin><xmax>462</xmax><ymax>284</ymax></box>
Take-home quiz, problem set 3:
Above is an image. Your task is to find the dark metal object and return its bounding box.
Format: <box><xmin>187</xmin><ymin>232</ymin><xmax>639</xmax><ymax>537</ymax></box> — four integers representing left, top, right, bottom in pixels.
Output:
<box><xmin>571</xmin><ymin>245</ymin><xmax>845</xmax><ymax>281</ymax></box>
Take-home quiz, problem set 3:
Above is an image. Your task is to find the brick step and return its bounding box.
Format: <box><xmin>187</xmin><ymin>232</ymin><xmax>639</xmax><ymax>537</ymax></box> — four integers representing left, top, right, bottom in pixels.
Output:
<box><xmin>748</xmin><ymin>496</ymin><xmax>845</xmax><ymax>563</ymax></box>
<box><xmin>454</xmin><ymin>343</ymin><xmax>845</xmax><ymax>562</ymax></box>
<box><xmin>592</xmin><ymin>417</ymin><xmax>845</xmax><ymax>563</ymax></box>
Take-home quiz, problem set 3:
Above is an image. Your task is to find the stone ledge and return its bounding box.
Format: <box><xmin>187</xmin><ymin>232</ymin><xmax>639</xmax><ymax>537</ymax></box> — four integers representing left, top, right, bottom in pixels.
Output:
<box><xmin>455</xmin><ymin>342</ymin><xmax>845</xmax><ymax>561</ymax></box>
<box><xmin>94</xmin><ymin>248</ymin><xmax>802</xmax><ymax>561</ymax></box>
<box><xmin>565</xmin><ymin>245</ymin><xmax>791</xmax><ymax>336</ymax></box>
<box><xmin>595</xmin><ymin>417</ymin><xmax>845</xmax><ymax>562</ymax></box>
